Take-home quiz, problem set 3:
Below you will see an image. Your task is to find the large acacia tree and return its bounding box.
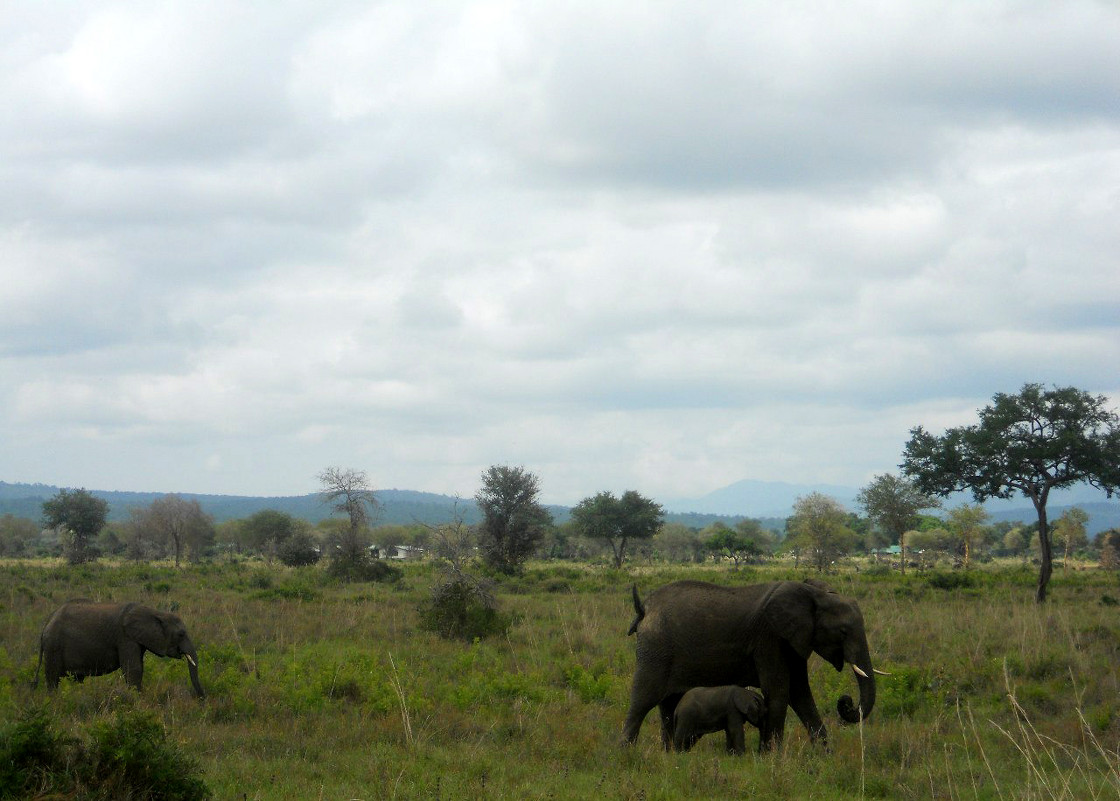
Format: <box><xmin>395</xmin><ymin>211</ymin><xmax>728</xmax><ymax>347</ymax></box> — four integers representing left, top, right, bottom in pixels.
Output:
<box><xmin>902</xmin><ymin>383</ymin><xmax>1120</xmax><ymax>603</ymax></box>
<box><xmin>569</xmin><ymin>490</ymin><xmax>663</xmax><ymax>569</ymax></box>
<box><xmin>475</xmin><ymin>465</ymin><xmax>552</xmax><ymax>574</ymax></box>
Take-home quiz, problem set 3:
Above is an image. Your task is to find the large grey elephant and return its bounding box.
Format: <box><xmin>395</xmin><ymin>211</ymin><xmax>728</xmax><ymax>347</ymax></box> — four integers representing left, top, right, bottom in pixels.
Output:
<box><xmin>672</xmin><ymin>685</ymin><xmax>765</xmax><ymax>754</ymax></box>
<box><xmin>34</xmin><ymin>600</ymin><xmax>204</xmax><ymax>697</ymax></box>
<box><xmin>624</xmin><ymin>579</ymin><xmax>880</xmax><ymax>751</ymax></box>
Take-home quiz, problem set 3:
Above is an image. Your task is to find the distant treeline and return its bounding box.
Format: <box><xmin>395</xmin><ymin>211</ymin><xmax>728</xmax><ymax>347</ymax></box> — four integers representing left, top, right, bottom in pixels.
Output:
<box><xmin>0</xmin><ymin>481</ymin><xmax>778</xmax><ymax>532</ymax></box>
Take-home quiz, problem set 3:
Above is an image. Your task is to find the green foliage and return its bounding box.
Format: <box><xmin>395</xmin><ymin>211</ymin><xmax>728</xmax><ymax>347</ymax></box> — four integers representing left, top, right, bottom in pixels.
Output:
<box><xmin>926</xmin><ymin>571</ymin><xmax>976</xmax><ymax>590</ymax></box>
<box><xmin>418</xmin><ymin>574</ymin><xmax>511</xmax><ymax>641</ymax></box>
<box><xmin>277</xmin><ymin>529</ymin><xmax>321</xmax><ymax>567</ymax></box>
<box><xmin>41</xmin><ymin>488</ymin><xmax>109</xmax><ymax>564</ymax></box>
<box><xmin>475</xmin><ymin>464</ymin><xmax>552</xmax><ymax>575</ymax></box>
<box><xmin>903</xmin><ymin>383</ymin><xmax>1120</xmax><ymax>601</ymax></box>
<box><xmin>569</xmin><ymin>489</ymin><xmax>664</xmax><ymax>569</ymax></box>
<box><xmin>0</xmin><ymin>706</ymin><xmax>210</xmax><ymax>801</ymax></box>
<box><xmin>326</xmin><ymin>554</ymin><xmax>401</xmax><ymax>583</ymax></box>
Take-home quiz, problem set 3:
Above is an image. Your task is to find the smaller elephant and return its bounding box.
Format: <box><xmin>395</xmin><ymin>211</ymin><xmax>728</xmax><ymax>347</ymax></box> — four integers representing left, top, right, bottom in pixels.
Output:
<box><xmin>672</xmin><ymin>685</ymin><xmax>765</xmax><ymax>754</ymax></box>
<box><xmin>34</xmin><ymin>600</ymin><xmax>204</xmax><ymax>697</ymax></box>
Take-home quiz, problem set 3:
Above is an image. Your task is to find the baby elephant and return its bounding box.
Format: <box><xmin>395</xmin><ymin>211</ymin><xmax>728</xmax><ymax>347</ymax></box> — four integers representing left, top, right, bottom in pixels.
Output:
<box><xmin>34</xmin><ymin>600</ymin><xmax>205</xmax><ymax>697</ymax></box>
<box><xmin>673</xmin><ymin>685</ymin><xmax>765</xmax><ymax>754</ymax></box>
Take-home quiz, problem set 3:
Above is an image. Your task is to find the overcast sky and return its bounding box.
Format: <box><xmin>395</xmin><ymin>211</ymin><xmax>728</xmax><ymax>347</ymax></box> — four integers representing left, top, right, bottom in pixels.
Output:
<box><xmin>2</xmin><ymin>1</ymin><xmax>1118</xmax><ymax>505</ymax></box>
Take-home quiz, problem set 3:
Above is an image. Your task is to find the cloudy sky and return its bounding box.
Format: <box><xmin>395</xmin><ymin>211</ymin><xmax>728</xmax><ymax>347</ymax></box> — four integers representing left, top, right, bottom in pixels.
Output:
<box><xmin>2</xmin><ymin>1</ymin><xmax>1118</xmax><ymax>505</ymax></box>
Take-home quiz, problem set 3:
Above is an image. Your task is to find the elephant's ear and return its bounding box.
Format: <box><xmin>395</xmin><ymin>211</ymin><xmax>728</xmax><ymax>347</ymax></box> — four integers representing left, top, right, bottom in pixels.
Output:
<box><xmin>122</xmin><ymin>605</ymin><xmax>169</xmax><ymax>653</ymax></box>
<box><xmin>733</xmin><ymin>689</ymin><xmax>763</xmax><ymax>722</ymax></box>
<box><xmin>762</xmin><ymin>582</ymin><xmax>815</xmax><ymax>659</ymax></box>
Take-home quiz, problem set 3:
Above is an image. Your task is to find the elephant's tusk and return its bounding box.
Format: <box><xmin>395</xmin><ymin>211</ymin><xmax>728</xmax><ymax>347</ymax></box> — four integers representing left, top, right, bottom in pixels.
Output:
<box><xmin>873</xmin><ymin>668</ymin><xmax>891</xmax><ymax>676</ymax></box>
<box><xmin>852</xmin><ymin>664</ymin><xmax>869</xmax><ymax>678</ymax></box>
<box><xmin>186</xmin><ymin>655</ymin><xmax>197</xmax><ymax>667</ymax></box>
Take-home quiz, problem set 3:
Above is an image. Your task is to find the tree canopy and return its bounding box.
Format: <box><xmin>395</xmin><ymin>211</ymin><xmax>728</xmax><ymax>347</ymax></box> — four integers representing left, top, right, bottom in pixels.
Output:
<box><xmin>786</xmin><ymin>492</ymin><xmax>859</xmax><ymax>572</ymax></box>
<box><xmin>41</xmin><ymin>488</ymin><xmax>108</xmax><ymax>564</ymax></box>
<box><xmin>902</xmin><ymin>383</ymin><xmax>1120</xmax><ymax>602</ymax></box>
<box><xmin>474</xmin><ymin>465</ymin><xmax>552</xmax><ymax>574</ymax></box>
<box><xmin>569</xmin><ymin>490</ymin><xmax>663</xmax><ymax>569</ymax></box>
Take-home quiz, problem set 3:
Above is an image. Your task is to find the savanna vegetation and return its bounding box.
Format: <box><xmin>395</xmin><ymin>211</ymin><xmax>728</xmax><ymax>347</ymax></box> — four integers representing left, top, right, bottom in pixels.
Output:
<box><xmin>2</xmin><ymin>556</ymin><xmax>1119</xmax><ymax>799</ymax></box>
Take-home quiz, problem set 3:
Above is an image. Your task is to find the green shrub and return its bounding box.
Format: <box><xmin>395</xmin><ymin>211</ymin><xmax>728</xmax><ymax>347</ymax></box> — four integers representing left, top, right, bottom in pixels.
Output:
<box><xmin>278</xmin><ymin>531</ymin><xmax>321</xmax><ymax>567</ymax></box>
<box><xmin>327</xmin><ymin>555</ymin><xmax>402</xmax><ymax>583</ymax></box>
<box><xmin>419</xmin><ymin>574</ymin><xmax>511</xmax><ymax>641</ymax></box>
<box><xmin>0</xmin><ymin>706</ymin><xmax>68</xmax><ymax>798</ymax></box>
<box><xmin>0</xmin><ymin>706</ymin><xmax>211</xmax><ymax>801</ymax></box>
<box><xmin>80</xmin><ymin>709</ymin><xmax>212</xmax><ymax>800</ymax></box>
<box><xmin>927</xmin><ymin>571</ymin><xmax>975</xmax><ymax>590</ymax></box>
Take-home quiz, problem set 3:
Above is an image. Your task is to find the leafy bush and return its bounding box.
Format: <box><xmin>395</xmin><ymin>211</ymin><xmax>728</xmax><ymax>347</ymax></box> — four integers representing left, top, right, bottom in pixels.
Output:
<box><xmin>419</xmin><ymin>574</ymin><xmax>511</xmax><ymax>641</ymax></box>
<box><xmin>277</xmin><ymin>530</ymin><xmax>321</xmax><ymax>567</ymax></box>
<box><xmin>80</xmin><ymin>709</ymin><xmax>212</xmax><ymax>800</ymax></box>
<box><xmin>0</xmin><ymin>706</ymin><xmax>211</xmax><ymax>801</ymax></box>
<box><xmin>327</xmin><ymin>555</ymin><xmax>402</xmax><ymax>583</ymax></box>
<box><xmin>926</xmin><ymin>571</ymin><xmax>975</xmax><ymax>590</ymax></box>
<box><xmin>0</xmin><ymin>706</ymin><xmax>68</xmax><ymax>798</ymax></box>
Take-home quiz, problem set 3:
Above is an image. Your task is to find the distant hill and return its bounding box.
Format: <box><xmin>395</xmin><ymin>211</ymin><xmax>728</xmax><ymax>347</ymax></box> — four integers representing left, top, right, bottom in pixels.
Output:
<box><xmin>0</xmin><ymin>481</ymin><xmax>769</xmax><ymax>532</ymax></box>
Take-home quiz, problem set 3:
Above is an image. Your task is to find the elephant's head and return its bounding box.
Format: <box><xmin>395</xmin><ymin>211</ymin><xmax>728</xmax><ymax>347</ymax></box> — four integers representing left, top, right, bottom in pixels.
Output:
<box><xmin>123</xmin><ymin>605</ymin><xmax>205</xmax><ymax>698</ymax></box>
<box><xmin>732</xmin><ymin>687</ymin><xmax>765</xmax><ymax>727</ymax></box>
<box><xmin>763</xmin><ymin>580</ymin><xmax>875</xmax><ymax>725</ymax></box>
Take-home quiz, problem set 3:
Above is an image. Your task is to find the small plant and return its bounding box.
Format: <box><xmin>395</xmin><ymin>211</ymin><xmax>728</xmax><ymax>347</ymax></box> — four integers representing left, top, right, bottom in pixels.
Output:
<box><xmin>0</xmin><ymin>705</ymin><xmax>68</xmax><ymax>798</ymax></box>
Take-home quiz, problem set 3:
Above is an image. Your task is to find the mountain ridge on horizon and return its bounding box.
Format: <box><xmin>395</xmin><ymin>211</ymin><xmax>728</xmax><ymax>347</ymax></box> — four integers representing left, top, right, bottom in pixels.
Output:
<box><xmin>3</xmin><ymin>477</ymin><xmax>1118</xmax><ymax>534</ymax></box>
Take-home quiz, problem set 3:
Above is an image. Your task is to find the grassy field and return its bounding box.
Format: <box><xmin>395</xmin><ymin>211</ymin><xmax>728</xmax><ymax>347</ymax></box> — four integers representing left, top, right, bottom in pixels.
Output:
<box><xmin>2</xmin><ymin>558</ymin><xmax>1119</xmax><ymax>799</ymax></box>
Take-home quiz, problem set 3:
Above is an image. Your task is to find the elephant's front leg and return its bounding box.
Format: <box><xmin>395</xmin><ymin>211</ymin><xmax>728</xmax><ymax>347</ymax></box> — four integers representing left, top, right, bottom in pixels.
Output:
<box><xmin>758</xmin><ymin>671</ymin><xmax>790</xmax><ymax>751</ymax></box>
<box><xmin>119</xmin><ymin>642</ymin><xmax>145</xmax><ymax>691</ymax></box>
<box><xmin>787</xmin><ymin>659</ymin><xmax>828</xmax><ymax>747</ymax></box>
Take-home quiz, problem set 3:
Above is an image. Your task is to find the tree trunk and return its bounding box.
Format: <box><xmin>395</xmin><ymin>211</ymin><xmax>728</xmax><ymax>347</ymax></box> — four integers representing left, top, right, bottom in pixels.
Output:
<box><xmin>1034</xmin><ymin>501</ymin><xmax>1051</xmax><ymax>604</ymax></box>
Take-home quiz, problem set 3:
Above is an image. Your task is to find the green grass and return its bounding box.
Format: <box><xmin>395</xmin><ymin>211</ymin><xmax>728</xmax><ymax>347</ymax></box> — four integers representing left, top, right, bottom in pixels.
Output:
<box><xmin>2</xmin><ymin>559</ymin><xmax>1119</xmax><ymax>799</ymax></box>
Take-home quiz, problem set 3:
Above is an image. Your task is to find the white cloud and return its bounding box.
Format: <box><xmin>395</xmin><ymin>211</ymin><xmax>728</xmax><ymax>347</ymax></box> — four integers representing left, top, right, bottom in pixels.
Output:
<box><xmin>1</xmin><ymin>1</ymin><xmax>1117</xmax><ymax>504</ymax></box>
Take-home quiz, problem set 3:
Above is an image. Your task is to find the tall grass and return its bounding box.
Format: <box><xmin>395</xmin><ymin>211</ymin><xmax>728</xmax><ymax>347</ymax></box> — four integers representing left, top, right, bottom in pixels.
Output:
<box><xmin>1</xmin><ymin>559</ymin><xmax>1118</xmax><ymax>798</ymax></box>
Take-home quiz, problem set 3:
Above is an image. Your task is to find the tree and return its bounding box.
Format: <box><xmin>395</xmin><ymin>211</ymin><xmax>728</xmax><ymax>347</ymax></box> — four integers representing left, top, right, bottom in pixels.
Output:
<box><xmin>857</xmin><ymin>473</ymin><xmax>940</xmax><ymax>575</ymax></box>
<box><xmin>902</xmin><ymin>383</ymin><xmax>1120</xmax><ymax>602</ymax></box>
<box><xmin>704</xmin><ymin>525</ymin><xmax>761</xmax><ymax>568</ymax></box>
<box><xmin>652</xmin><ymin>523</ymin><xmax>705</xmax><ymax>563</ymax></box>
<box><xmin>474</xmin><ymin>465</ymin><xmax>553</xmax><ymax>574</ymax></box>
<box><xmin>41</xmin><ymin>488</ymin><xmax>108</xmax><ymax>565</ymax></box>
<box><xmin>1002</xmin><ymin>526</ymin><xmax>1031</xmax><ymax>562</ymax></box>
<box><xmin>786</xmin><ymin>493</ymin><xmax>859</xmax><ymax>572</ymax></box>
<box><xmin>318</xmin><ymin>467</ymin><xmax>381</xmax><ymax>580</ymax></box>
<box><xmin>132</xmin><ymin>495</ymin><xmax>215</xmax><ymax>567</ymax></box>
<box><xmin>0</xmin><ymin>514</ymin><xmax>38</xmax><ymax>557</ymax></box>
<box><xmin>1051</xmin><ymin>507</ymin><xmax>1089</xmax><ymax>565</ymax></box>
<box><xmin>946</xmin><ymin>504</ymin><xmax>990</xmax><ymax>569</ymax></box>
<box><xmin>240</xmin><ymin>509</ymin><xmax>299</xmax><ymax>562</ymax></box>
<box><xmin>276</xmin><ymin>521</ymin><xmax>321</xmax><ymax>567</ymax></box>
<box><xmin>569</xmin><ymin>490</ymin><xmax>664</xmax><ymax>569</ymax></box>
<box><xmin>1097</xmin><ymin>529</ymin><xmax>1120</xmax><ymax>570</ymax></box>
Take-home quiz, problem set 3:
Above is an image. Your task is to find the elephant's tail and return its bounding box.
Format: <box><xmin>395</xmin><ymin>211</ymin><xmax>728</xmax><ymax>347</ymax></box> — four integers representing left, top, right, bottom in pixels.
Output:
<box><xmin>627</xmin><ymin>584</ymin><xmax>645</xmax><ymax>635</ymax></box>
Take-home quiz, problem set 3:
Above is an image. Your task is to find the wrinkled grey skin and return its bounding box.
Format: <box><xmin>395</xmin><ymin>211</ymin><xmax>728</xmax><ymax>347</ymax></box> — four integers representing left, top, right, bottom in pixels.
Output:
<box><xmin>624</xmin><ymin>579</ymin><xmax>875</xmax><ymax>751</ymax></box>
<box><xmin>672</xmin><ymin>685</ymin><xmax>765</xmax><ymax>754</ymax></box>
<box><xmin>34</xmin><ymin>600</ymin><xmax>204</xmax><ymax>697</ymax></box>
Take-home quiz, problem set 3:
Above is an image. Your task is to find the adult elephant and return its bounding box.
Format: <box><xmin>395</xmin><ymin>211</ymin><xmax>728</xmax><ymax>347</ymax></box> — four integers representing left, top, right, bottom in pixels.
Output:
<box><xmin>623</xmin><ymin>579</ymin><xmax>879</xmax><ymax>750</ymax></box>
<box><xmin>34</xmin><ymin>600</ymin><xmax>205</xmax><ymax>698</ymax></box>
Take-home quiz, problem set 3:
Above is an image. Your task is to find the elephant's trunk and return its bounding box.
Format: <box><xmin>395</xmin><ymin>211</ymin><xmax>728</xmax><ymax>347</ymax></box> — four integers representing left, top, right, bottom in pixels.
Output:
<box><xmin>184</xmin><ymin>647</ymin><xmax>205</xmax><ymax>698</ymax></box>
<box><xmin>837</xmin><ymin>641</ymin><xmax>875</xmax><ymax>725</ymax></box>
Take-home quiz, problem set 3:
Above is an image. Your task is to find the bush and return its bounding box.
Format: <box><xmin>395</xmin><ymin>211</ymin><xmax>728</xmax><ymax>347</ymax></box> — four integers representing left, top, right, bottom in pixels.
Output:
<box><xmin>327</xmin><ymin>555</ymin><xmax>402</xmax><ymax>583</ymax></box>
<box><xmin>0</xmin><ymin>706</ymin><xmax>68</xmax><ymax>798</ymax></box>
<box><xmin>927</xmin><ymin>571</ymin><xmax>975</xmax><ymax>590</ymax></box>
<box><xmin>419</xmin><ymin>573</ymin><xmax>511</xmax><ymax>641</ymax></box>
<box><xmin>278</xmin><ymin>530</ymin><xmax>321</xmax><ymax>567</ymax></box>
<box><xmin>0</xmin><ymin>706</ymin><xmax>211</xmax><ymax>801</ymax></box>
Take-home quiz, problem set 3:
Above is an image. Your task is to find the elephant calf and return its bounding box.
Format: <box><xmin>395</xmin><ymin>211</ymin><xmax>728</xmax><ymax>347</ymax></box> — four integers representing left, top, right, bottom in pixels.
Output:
<box><xmin>34</xmin><ymin>600</ymin><xmax>205</xmax><ymax>697</ymax></box>
<box><xmin>672</xmin><ymin>685</ymin><xmax>765</xmax><ymax>755</ymax></box>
